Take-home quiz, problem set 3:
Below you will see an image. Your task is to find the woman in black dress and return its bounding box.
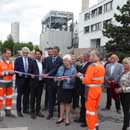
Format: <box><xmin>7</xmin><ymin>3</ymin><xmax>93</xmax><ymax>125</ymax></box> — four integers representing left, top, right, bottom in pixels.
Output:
<box><xmin>56</xmin><ymin>54</ymin><xmax>77</xmax><ymax>126</ymax></box>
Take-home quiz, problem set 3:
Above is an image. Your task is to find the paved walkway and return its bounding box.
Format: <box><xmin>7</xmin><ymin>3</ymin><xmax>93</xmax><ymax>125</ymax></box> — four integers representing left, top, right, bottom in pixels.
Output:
<box><xmin>0</xmin><ymin>90</ymin><xmax>124</xmax><ymax>130</ymax></box>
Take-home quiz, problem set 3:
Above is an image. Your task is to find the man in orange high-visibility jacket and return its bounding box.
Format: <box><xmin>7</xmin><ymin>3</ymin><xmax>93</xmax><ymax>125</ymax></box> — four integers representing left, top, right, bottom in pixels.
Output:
<box><xmin>78</xmin><ymin>50</ymin><xmax>105</xmax><ymax>130</ymax></box>
<box><xmin>0</xmin><ymin>48</ymin><xmax>16</xmax><ymax>121</ymax></box>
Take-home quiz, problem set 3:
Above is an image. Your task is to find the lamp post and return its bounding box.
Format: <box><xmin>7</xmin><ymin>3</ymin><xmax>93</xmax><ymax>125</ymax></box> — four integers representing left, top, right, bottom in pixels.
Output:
<box><xmin>13</xmin><ymin>42</ymin><xmax>15</xmax><ymax>57</ymax></box>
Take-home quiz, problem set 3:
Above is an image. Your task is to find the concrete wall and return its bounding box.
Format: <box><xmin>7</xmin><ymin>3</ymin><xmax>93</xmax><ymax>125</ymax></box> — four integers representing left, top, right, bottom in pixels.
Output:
<box><xmin>40</xmin><ymin>30</ymin><xmax>72</xmax><ymax>55</ymax></box>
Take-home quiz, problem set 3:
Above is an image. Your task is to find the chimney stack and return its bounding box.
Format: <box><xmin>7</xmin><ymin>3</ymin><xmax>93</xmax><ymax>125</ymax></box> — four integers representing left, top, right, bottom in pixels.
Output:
<box><xmin>82</xmin><ymin>0</ymin><xmax>89</xmax><ymax>12</ymax></box>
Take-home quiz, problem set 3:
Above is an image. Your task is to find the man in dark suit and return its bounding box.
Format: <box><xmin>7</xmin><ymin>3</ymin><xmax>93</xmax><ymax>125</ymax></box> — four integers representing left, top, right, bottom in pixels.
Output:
<box><xmin>44</xmin><ymin>46</ymin><xmax>63</xmax><ymax>120</ymax></box>
<box><xmin>14</xmin><ymin>47</ymin><xmax>33</xmax><ymax>117</ymax></box>
<box><xmin>72</xmin><ymin>55</ymin><xmax>84</xmax><ymax>111</ymax></box>
<box><xmin>74</xmin><ymin>51</ymin><xmax>91</xmax><ymax>127</ymax></box>
<box><xmin>30</xmin><ymin>49</ymin><xmax>45</xmax><ymax>119</ymax></box>
<box><xmin>42</xmin><ymin>47</ymin><xmax>53</xmax><ymax>111</ymax></box>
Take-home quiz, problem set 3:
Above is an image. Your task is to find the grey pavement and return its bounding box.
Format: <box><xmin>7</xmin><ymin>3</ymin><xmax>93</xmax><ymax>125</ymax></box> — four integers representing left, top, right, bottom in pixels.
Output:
<box><xmin>0</xmin><ymin>89</ymin><xmax>124</xmax><ymax>130</ymax></box>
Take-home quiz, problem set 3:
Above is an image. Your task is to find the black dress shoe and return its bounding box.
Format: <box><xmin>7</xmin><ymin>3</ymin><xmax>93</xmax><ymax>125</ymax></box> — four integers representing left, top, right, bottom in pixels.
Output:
<box><xmin>56</xmin><ymin>119</ymin><xmax>64</xmax><ymax>124</ymax></box>
<box><xmin>36</xmin><ymin>112</ymin><xmax>45</xmax><ymax>118</ymax></box>
<box><xmin>23</xmin><ymin>110</ymin><xmax>30</xmax><ymax>114</ymax></box>
<box><xmin>65</xmin><ymin>122</ymin><xmax>70</xmax><ymax>126</ymax></box>
<box><xmin>31</xmin><ymin>113</ymin><xmax>36</xmax><ymax>119</ymax></box>
<box><xmin>17</xmin><ymin>112</ymin><xmax>24</xmax><ymax>117</ymax></box>
<box><xmin>46</xmin><ymin>115</ymin><xmax>53</xmax><ymax>120</ymax></box>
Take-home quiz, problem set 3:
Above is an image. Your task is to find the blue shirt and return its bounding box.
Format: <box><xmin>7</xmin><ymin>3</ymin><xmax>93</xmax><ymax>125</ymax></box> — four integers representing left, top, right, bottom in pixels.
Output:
<box><xmin>56</xmin><ymin>65</ymin><xmax>77</xmax><ymax>89</ymax></box>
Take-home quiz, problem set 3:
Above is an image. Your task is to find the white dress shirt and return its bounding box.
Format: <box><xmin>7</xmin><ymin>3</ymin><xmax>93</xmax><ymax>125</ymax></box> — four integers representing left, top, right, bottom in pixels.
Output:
<box><xmin>36</xmin><ymin>60</ymin><xmax>43</xmax><ymax>80</ymax></box>
<box><xmin>22</xmin><ymin>57</ymin><xmax>28</xmax><ymax>72</ymax></box>
<box><xmin>110</xmin><ymin>63</ymin><xmax>116</xmax><ymax>76</ymax></box>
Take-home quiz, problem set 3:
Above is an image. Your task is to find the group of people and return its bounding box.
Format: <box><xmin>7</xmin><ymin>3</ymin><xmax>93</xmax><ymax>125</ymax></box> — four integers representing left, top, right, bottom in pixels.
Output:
<box><xmin>102</xmin><ymin>54</ymin><xmax>130</xmax><ymax>130</ymax></box>
<box><xmin>0</xmin><ymin>46</ymin><xmax>130</xmax><ymax>130</ymax></box>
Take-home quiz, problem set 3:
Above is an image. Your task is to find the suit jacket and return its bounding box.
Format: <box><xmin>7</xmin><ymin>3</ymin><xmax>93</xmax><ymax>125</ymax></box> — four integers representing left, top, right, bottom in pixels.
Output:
<box><xmin>81</xmin><ymin>62</ymin><xmax>91</xmax><ymax>74</ymax></box>
<box><xmin>105</xmin><ymin>62</ymin><xmax>123</xmax><ymax>83</ymax></box>
<box><xmin>43</xmin><ymin>56</ymin><xmax>63</xmax><ymax>76</ymax></box>
<box><xmin>30</xmin><ymin>60</ymin><xmax>45</xmax><ymax>81</ymax></box>
<box><xmin>29</xmin><ymin>59</ymin><xmax>45</xmax><ymax>88</ymax></box>
<box><xmin>14</xmin><ymin>56</ymin><xmax>33</xmax><ymax>86</ymax></box>
<box><xmin>75</xmin><ymin>62</ymin><xmax>91</xmax><ymax>95</ymax></box>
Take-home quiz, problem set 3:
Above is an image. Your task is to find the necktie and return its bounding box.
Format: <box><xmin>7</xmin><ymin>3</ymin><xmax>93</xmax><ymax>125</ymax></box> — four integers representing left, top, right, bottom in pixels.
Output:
<box><xmin>24</xmin><ymin>58</ymin><xmax>28</xmax><ymax>72</ymax></box>
<box><xmin>81</xmin><ymin>63</ymin><xmax>85</xmax><ymax>70</ymax></box>
<box><xmin>52</xmin><ymin>57</ymin><xmax>56</xmax><ymax>63</ymax></box>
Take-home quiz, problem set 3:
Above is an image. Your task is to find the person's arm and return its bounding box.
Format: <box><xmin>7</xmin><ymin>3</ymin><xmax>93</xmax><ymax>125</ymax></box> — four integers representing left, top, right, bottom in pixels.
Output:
<box><xmin>14</xmin><ymin>58</ymin><xmax>24</xmax><ymax>77</ymax></box>
<box><xmin>115</xmin><ymin>64</ymin><xmax>123</xmax><ymax>82</ymax></box>
<box><xmin>68</xmin><ymin>67</ymin><xmax>77</xmax><ymax>84</ymax></box>
<box><xmin>104</xmin><ymin>64</ymin><xmax>110</xmax><ymax>83</ymax></box>
<box><xmin>42</xmin><ymin>58</ymin><xmax>48</xmax><ymax>74</ymax></box>
<box><xmin>0</xmin><ymin>62</ymin><xmax>5</xmax><ymax>76</ymax></box>
<box><xmin>14</xmin><ymin>58</ymin><xmax>19</xmax><ymax>71</ymax></box>
<box><xmin>48</xmin><ymin>57</ymin><xmax>63</xmax><ymax>76</ymax></box>
<box><xmin>122</xmin><ymin>73</ymin><xmax>130</xmax><ymax>93</ymax></box>
<box><xmin>82</xmin><ymin>65</ymin><xmax>94</xmax><ymax>84</ymax></box>
<box><xmin>30</xmin><ymin>60</ymin><xmax>35</xmax><ymax>74</ymax></box>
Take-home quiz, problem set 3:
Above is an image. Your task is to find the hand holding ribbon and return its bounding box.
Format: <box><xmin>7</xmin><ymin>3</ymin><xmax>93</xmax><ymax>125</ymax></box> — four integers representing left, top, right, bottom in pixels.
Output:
<box><xmin>15</xmin><ymin>71</ymin><xmax>78</xmax><ymax>79</ymax></box>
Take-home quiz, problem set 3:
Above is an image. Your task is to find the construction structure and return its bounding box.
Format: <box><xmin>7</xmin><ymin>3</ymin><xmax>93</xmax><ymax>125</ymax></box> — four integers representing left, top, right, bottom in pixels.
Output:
<box><xmin>40</xmin><ymin>10</ymin><xmax>74</xmax><ymax>55</ymax></box>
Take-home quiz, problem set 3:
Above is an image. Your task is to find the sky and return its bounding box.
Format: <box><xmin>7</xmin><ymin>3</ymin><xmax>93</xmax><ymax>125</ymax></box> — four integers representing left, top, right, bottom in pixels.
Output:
<box><xmin>0</xmin><ymin>0</ymin><xmax>97</xmax><ymax>44</ymax></box>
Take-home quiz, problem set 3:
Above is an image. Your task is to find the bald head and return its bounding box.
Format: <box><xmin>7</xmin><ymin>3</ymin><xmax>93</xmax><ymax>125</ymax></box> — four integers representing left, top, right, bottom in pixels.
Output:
<box><xmin>78</xmin><ymin>54</ymin><xmax>84</xmax><ymax>63</ymax></box>
<box><xmin>111</xmin><ymin>54</ymin><xmax>119</xmax><ymax>63</ymax></box>
<box><xmin>89</xmin><ymin>50</ymin><xmax>100</xmax><ymax>62</ymax></box>
<box><xmin>82</xmin><ymin>51</ymin><xmax>90</xmax><ymax>62</ymax></box>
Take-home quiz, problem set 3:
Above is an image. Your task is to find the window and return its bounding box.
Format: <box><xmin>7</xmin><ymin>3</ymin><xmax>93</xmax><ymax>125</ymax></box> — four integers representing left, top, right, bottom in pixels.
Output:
<box><xmin>84</xmin><ymin>13</ymin><xmax>90</xmax><ymax>21</ymax></box>
<box><xmin>91</xmin><ymin>9</ymin><xmax>98</xmax><ymax>17</ymax></box>
<box><xmin>91</xmin><ymin>6</ymin><xmax>102</xmax><ymax>18</ymax></box>
<box><xmin>104</xmin><ymin>1</ymin><xmax>113</xmax><ymax>12</ymax></box>
<box><xmin>91</xmin><ymin>25</ymin><xmax>96</xmax><ymax>32</ymax></box>
<box><xmin>84</xmin><ymin>26</ymin><xmax>89</xmax><ymax>33</ymax></box>
<box><xmin>97</xmin><ymin>22</ymin><xmax>101</xmax><ymax>31</ymax></box>
<box><xmin>99</xmin><ymin>6</ymin><xmax>102</xmax><ymax>14</ymax></box>
<box><xmin>103</xmin><ymin>19</ymin><xmax>112</xmax><ymax>28</ymax></box>
<box><xmin>91</xmin><ymin>22</ymin><xmax>102</xmax><ymax>32</ymax></box>
<box><xmin>105</xmin><ymin>19</ymin><xmax>112</xmax><ymax>24</ymax></box>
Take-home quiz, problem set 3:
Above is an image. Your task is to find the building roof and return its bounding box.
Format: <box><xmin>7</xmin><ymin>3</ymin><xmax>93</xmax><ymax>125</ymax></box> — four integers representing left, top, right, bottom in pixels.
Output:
<box><xmin>42</xmin><ymin>10</ymin><xmax>73</xmax><ymax>24</ymax></box>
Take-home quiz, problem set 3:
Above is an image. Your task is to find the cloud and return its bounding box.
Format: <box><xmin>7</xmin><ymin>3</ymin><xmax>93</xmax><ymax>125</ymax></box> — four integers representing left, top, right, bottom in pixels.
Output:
<box><xmin>0</xmin><ymin>0</ymin><xmax>97</xmax><ymax>44</ymax></box>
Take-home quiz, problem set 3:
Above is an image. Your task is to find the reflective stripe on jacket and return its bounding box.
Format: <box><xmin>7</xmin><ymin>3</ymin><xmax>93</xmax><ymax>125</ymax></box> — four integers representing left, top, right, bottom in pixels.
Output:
<box><xmin>82</xmin><ymin>61</ymin><xmax>105</xmax><ymax>87</ymax></box>
<box><xmin>0</xmin><ymin>59</ymin><xmax>13</xmax><ymax>88</ymax></box>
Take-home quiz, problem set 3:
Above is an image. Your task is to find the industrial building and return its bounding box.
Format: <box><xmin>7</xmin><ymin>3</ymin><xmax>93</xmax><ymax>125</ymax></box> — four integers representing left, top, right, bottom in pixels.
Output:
<box><xmin>40</xmin><ymin>10</ymin><xmax>75</xmax><ymax>55</ymax></box>
<box><xmin>79</xmin><ymin>0</ymin><xmax>128</xmax><ymax>49</ymax></box>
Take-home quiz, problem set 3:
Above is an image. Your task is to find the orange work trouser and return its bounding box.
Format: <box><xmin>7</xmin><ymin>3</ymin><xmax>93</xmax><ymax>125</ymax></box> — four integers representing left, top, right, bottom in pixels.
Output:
<box><xmin>0</xmin><ymin>87</ymin><xmax>13</xmax><ymax>110</ymax></box>
<box><xmin>85</xmin><ymin>87</ymin><xmax>102</xmax><ymax>130</ymax></box>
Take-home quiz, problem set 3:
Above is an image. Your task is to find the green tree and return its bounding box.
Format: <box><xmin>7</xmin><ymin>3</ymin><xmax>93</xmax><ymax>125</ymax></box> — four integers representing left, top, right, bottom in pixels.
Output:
<box><xmin>103</xmin><ymin>0</ymin><xmax>130</xmax><ymax>60</ymax></box>
<box><xmin>0</xmin><ymin>41</ymin><xmax>2</xmax><ymax>53</ymax></box>
<box><xmin>34</xmin><ymin>45</ymin><xmax>39</xmax><ymax>50</ymax></box>
<box><xmin>20</xmin><ymin>42</ymin><xmax>33</xmax><ymax>51</ymax></box>
<box><xmin>1</xmin><ymin>39</ymin><xmax>14</xmax><ymax>54</ymax></box>
<box><xmin>1</xmin><ymin>38</ymin><xmax>37</xmax><ymax>56</ymax></box>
